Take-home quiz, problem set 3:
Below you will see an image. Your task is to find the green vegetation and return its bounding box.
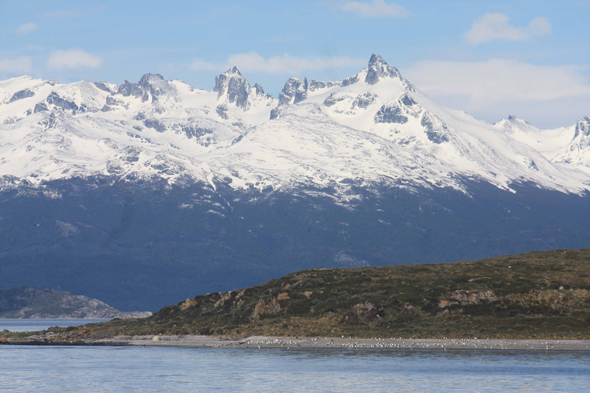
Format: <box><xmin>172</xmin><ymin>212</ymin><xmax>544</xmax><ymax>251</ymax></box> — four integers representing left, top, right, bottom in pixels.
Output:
<box><xmin>1</xmin><ymin>331</ymin><xmax>37</xmax><ymax>339</ymax></box>
<box><xmin>22</xmin><ymin>249</ymin><xmax>590</xmax><ymax>340</ymax></box>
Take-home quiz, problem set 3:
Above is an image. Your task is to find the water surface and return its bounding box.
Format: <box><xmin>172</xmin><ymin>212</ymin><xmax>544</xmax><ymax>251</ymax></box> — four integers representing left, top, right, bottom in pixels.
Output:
<box><xmin>2</xmin><ymin>320</ymin><xmax>590</xmax><ymax>392</ymax></box>
<box><xmin>2</xmin><ymin>345</ymin><xmax>590</xmax><ymax>392</ymax></box>
<box><xmin>0</xmin><ymin>319</ymin><xmax>109</xmax><ymax>332</ymax></box>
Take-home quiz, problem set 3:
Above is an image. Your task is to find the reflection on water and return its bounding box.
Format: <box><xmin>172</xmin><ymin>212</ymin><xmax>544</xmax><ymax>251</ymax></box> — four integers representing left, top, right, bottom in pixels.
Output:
<box><xmin>1</xmin><ymin>345</ymin><xmax>589</xmax><ymax>392</ymax></box>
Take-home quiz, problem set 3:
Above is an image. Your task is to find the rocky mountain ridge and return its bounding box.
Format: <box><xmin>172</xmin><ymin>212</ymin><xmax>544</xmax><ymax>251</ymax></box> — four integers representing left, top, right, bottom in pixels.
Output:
<box><xmin>0</xmin><ymin>286</ymin><xmax>152</xmax><ymax>319</ymax></box>
<box><xmin>1</xmin><ymin>54</ymin><xmax>589</xmax><ymax>198</ymax></box>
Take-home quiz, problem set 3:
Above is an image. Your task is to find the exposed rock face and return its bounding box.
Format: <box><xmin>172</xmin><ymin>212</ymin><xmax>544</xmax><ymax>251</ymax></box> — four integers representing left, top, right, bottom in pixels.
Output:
<box><xmin>374</xmin><ymin>103</ymin><xmax>408</xmax><ymax>124</ymax></box>
<box><xmin>253</xmin><ymin>83</ymin><xmax>273</xmax><ymax>100</ymax></box>
<box><xmin>365</xmin><ymin>54</ymin><xmax>402</xmax><ymax>85</ymax></box>
<box><xmin>138</xmin><ymin>73</ymin><xmax>176</xmax><ymax>102</ymax></box>
<box><xmin>400</xmin><ymin>93</ymin><xmax>417</xmax><ymax>107</ymax></box>
<box><xmin>352</xmin><ymin>92</ymin><xmax>377</xmax><ymax>109</ymax></box>
<box><xmin>8</xmin><ymin>89</ymin><xmax>35</xmax><ymax>104</ymax></box>
<box><xmin>114</xmin><ymin>73</ymin><xmax>176</xmax><ymax>104</ymax></box>
<box><xmin>117</xmin><ymin>80</ymin><xmax>145</xmax><ymax>98</ymax></box>
<box><xmin>93</xmin><ymin>82</ymin><xmax>116</xmax><ymax>93</ymax></box>
<box><xmin>279</xmin><ymin>77</ymin><xmax>308</xmax><ymax>105</ymax></box>
<box><xmin>0</xmin><ymin>287</ymin><xmax>152</xmax><ymax>319</ymax></box>
<box><xmin>46</xmin><ymin>92</ymin><xmax>81</xmax><ymax>113</ymax></box>
<box><xmin>421</xmin><ymin>113</ymin><xmax>450</xmax><ymax>144</ymax></box>
<box><xmin>214</xmin><ymin>67</ymin><xmax>252</xmax><ymax>110</ymax></box>
<box><xmin>341</xmin><ymin>73</ymin><xmax>359</xmax><ymax>87</ymax></box>
<box><xmin>143</xmin><ymin>118</ymin><xmax>167</xmax><ymax>132</ymax></box>
<box><xmin>216</xmin><ymin>104</ymin><xmax>229</xmax><ymax>119</ymax></box>
<box><xmin>269</xmin><ymin>106</ymin><xmax>282</xmax><ymax>120</ymax></box>
<box><xmin>33</xmin><ymin>102</ymin><xmax>48</xmax><ymax>113</ymax></box>
<box><xmin>323</xmin><ymin>92</ymin><xmax>345</xmax><ymax>107</ymax></box>
<box><xmin>574</xmin><ymin>116</ymin><xmax>590</xmax><ymax>138</ymax></box>
<box><xmin>308</xmin><ymin>80</ymin><xmax>339</xmax><ymax>91</ymax></box>
<box><xmin>253</xmin><ymin>83</ymin><xmax>265</xmax><ymax>95</ymax></box>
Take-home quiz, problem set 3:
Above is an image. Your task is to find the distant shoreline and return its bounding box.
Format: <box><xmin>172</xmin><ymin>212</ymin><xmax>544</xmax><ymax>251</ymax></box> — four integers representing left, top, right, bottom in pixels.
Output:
<box><xmin>3</xmin><ymin>334</ymin><xmax>590</xmax><ymax>351</ymax></box>
<box><xmin>0</xmin><ymin>317</ymin><xmax>112</xmax><ymax>320</ymax></box>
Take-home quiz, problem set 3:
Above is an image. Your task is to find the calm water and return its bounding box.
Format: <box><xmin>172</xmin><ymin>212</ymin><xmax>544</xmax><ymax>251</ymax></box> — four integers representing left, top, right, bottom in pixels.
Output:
<box><xmin>2</xmin><ymin>321</ymin><xmax>590</xmax><ymax>392</ymax></box>
<box><xmin>0</xmin><ymin>319</ymin><xmax>109</xmax><ymax>333</ymax></box>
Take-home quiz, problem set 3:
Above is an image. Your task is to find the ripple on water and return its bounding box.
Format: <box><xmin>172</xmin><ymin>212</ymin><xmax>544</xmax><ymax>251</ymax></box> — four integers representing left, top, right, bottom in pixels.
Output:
<box><xmin>1</xmin><ymin>345</ymin><xmax>590</xmax><ymax>392</ymax></box>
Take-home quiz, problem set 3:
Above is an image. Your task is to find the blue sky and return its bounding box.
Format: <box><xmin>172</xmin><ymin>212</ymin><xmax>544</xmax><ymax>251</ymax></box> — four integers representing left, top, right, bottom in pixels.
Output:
<box><xmin>1</xmin><ymin>0</ymin><xmax>589</xmax><ymax>127</ymax></box>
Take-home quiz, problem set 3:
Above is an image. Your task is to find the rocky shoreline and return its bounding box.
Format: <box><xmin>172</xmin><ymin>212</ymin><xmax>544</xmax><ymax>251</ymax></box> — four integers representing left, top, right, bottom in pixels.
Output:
<box><xmin>2</xmin><ymin>332</ymin><xmax>590</xmax><ymax>351</ymax></box>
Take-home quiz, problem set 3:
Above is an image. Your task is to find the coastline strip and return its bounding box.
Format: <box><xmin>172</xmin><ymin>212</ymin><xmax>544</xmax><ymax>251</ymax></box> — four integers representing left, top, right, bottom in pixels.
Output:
<box><xmin>31</xmin><ymin>336</ymin><xmax>590</xmax><ymax>351</ymax></box>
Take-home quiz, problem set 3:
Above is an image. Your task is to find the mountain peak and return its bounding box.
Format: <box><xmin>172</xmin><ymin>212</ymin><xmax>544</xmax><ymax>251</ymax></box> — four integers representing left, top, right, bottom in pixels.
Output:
<box><xmin>225</xmin><ymin>66</ymin><xmax>242</xmax><ymax>76</ymax></box>
<box><xmin>368</xmin><ymin>53</ymin><xmax>387</xmax><ymax>67</ymax></box>
<box><xmin>114</xmin><ymin>73</ymin><xmax>175</xmax><ymax>102</ymax></box>
<box><xmin>506</xmin><ymin>115</ymin><xmax>530</xmax><ymax>124</ymax></box>
<box><xmin>213</xmin><ymin>67</ymin><xmax>251</xmax><ymax>109</ymax></box>
<box><xmin>365</xmin><ymin>54</ymin><xmax>402</xmax><ymax>85</ymax></box>
<box><xmin>138</xmin><ymin>73</ymin><xmax>164</xmax><ymax>87</ymax></box>
<box><xmin>574</xmin><ymin>116</ymin><xmax>590</xmax><ymax>138</ymax></box>
<box><xmin>279</xmin><ymin>77</ymin><xmax>308</xmax><ymax>105</ymax></box>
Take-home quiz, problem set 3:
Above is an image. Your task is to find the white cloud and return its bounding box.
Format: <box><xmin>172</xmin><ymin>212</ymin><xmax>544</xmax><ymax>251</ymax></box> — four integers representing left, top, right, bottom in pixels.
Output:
<box><xmin>404</xmin><ymin>59</ymin><xmax>590</xmax><ymax>127</ymax></box>
<box><xmin>47</xmin><ymin>49</ymin><xmax>102</xmax><ymax>70</ymax></box>
<box><xmin>340</xmin><ymin>0</ymin><xmax>410</xmax><ymax>18</ymax></box>
<box><xmin>466</xmin><ymin>13</ymin><xmax>552</xmax><ymax>44</ymax></box>
<box><xmin>405</xmin><ymin>60</ymin><xmax>590</xmax><ymax>103</ymax></box>
<box><xmin>16</xmin><ymin>23</ymin><xmax>38</xmax><ymax>35</ymax></box>
<box><xmin>0</xmin><ymin>57</ymin><xmax>32</xmax><ymax>74</ymax></box>
<box><xmin>190</xmin><ymin>52</ymin><xmax>366</xmax><ymax>75</ymax></box>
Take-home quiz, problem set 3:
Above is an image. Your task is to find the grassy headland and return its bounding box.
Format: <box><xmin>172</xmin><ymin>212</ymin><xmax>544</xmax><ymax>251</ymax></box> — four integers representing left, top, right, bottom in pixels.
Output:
<box><xmin>7</xmin><ymin>248</ymin><xmax>590</xmax><ymax>341</ymax></box>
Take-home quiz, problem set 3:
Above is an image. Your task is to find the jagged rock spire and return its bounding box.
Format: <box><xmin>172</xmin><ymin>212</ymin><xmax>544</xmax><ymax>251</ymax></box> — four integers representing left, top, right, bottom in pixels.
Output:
<box><xmin>214</xmin><ymin>67</ymin><xmax>252</xmax><ymax>110</ymax></box>
<box><xmin>116</xmin><ymin>73</ymin><xmax>175</xmax><ymax>103</ymax></box>
<box><xmin>365</xmin><ymin>53</ymin><xmax>402</xmax><ymax>85</ymax></box>
<box><xmin>574</xmin><ymin>116</ymin><xmax>590</xmax><ymax>138</ymax></box>
<box><xmin>278</xmin><ymin>77</ymin><xmax>308</xmax><ymax>105</ymax></box>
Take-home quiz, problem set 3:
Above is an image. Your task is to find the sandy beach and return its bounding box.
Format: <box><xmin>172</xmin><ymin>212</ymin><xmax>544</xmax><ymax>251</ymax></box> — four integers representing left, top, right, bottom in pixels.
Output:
<box><xmin>77</xmin><ymin>335</ymin><xmax>590</xmax><ymax>351</ymax></box>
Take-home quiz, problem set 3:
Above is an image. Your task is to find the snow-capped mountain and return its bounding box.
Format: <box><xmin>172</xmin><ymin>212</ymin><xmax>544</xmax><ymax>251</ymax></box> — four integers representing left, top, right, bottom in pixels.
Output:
<box><xmin>494</xmin><ymin>115</ymin><xmax>590</xmax><ymax>173</ymax></box>
<box><xmin>3</xmin><ymin>54</ymin><xmax>590</xmax><ymax>311</ymax></box>
<box><xmin>1</xmin><ymin>54</ymin><xmax>589</xmax><ymax>197</ymax></box>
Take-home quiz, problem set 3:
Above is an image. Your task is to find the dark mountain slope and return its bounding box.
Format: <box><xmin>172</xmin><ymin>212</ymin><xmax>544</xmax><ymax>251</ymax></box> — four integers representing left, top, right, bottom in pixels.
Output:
<box><xmin>1</xmin><ymin>179</ymin><xmax>590</xmax><ymax>312</ymax></box>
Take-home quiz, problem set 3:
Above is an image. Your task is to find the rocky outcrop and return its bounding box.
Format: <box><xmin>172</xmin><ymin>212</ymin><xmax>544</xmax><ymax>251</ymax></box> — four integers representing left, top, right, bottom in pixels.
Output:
<box><xmin>115</xmin><ymin>73</ymin><xmax>177</xmax><ymax>104</ymax></box>
<box><xmin>365</xmin><ymin>54</ymin><xmax>403</xmax><ymax>85</ymax></box>
<box><xmin>421</xmin><ymin>113</ymin><xmax>450</xmax><ymax>144</ymax></box>
<box><xmin>8</xmin><ymin>88</ymin><xmax>35</xmax><ymax>104</ymax></box>
<box><xmin>0</xmin><ymin>287</ymin><xmax>151</xmax><ymax>319</ymax></box>
<box><xmin>573</xmin><ymin>116</ymin><xmax>590</xmax><ymax>138</ymax></box>
<box><xmin>137</xmin><ymin>73</ymin><xmax>176</xmax><ymax>102</ymax></box>
<box><xmin>374</xmin><ymin>103</ymin><xmax>408</xmax><ymax>124</ymax></box>
<box><xmin>214</xmin><ymin>67</ymin><xmax>252</xmax><ymax>110</ymax></box>
<box><xmin>117</xmin><ymin>80</ymin><xmax>145</xmax><ymax>98</ymax></box>
<box><xmin>279</xmin><ymin>77</ymin><xmax>308</xmax><ymax>105</ymax></box>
